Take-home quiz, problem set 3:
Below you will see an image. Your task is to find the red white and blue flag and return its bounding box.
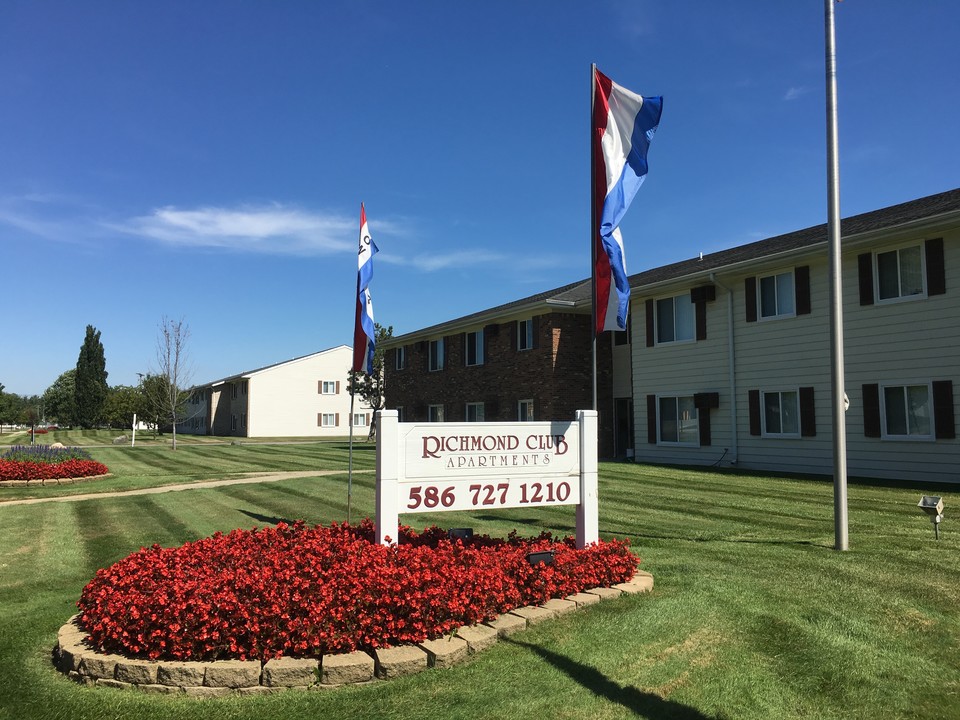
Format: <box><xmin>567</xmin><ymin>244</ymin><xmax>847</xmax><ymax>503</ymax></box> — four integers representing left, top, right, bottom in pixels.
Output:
<box><xmin>352</xmin><ymin>204</ymin><xmax>379</xmax><ymax>374</ymax></box>
<box><xmin>593</xmin><ymin>67</ymin><xmax>662</xmax><ymax>334</ymax></box>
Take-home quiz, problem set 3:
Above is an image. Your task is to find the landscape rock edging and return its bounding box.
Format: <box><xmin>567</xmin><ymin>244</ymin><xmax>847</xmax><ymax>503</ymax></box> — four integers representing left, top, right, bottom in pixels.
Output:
<box><xmin>54</xmin><ymin>571</ymin><xmax>653</xmax><ymax>696</ymax></box>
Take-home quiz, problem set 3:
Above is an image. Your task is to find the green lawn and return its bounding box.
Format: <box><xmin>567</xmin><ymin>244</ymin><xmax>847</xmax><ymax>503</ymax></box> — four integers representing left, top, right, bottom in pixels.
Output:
<box><xmin>0</xmin><ymin>444</ymin><xmax>957</xmax><ymax>720</ymax></box>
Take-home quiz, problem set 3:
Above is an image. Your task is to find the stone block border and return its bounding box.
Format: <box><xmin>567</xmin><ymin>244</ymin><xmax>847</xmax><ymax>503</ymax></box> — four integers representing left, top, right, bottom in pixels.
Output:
<box><xmin>53</xmin><ymin>571</ymin><xmax>653</xmax><ymax>696</ymax></box>
<box><xmin>0</xmin><ymin>473</ymin><xmax>110</xmax><ymax>488</ymax></box>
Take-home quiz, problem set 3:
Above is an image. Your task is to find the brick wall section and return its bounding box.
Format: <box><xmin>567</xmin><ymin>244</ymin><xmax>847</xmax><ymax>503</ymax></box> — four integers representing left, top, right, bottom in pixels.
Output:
<box><xmin>385</xmin><ymin>312</ymin><xmax>616</xmax><ymax>458</ymax></box>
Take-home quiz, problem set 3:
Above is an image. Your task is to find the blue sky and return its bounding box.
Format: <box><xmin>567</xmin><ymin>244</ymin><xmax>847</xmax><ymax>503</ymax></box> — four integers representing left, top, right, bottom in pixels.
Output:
<box><xmin>2</xmin><ymin>1</ymin><xmax>958</xmax><ymax>397</ymax></box>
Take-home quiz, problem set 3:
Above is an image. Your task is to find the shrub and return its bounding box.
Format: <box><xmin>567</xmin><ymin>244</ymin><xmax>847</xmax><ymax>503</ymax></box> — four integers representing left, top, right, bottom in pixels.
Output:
<box><xmin>77</xmin><ymin>520</ymin><xmax>638</xmax><ymax>661</ymax></box>
<box><xmin>2</xmin><ymin>445</ymin><xmax>93</xmax><ymax>463</ymax></box>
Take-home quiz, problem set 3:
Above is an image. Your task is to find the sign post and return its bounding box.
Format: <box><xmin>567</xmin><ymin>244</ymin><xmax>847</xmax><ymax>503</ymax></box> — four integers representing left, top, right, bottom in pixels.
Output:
<box><xmin>375</xmin><ymin>409</ymin><xmax>599</xmax><ymax>548</ymax></box>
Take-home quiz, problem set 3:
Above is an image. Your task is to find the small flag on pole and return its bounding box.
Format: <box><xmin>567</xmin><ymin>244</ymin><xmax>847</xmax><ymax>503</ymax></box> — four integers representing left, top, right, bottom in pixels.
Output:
<box><xmin>353</xmin><ymin>204</ymin><xmax>378</xmax><ymax>374</ymax></box>
<box><xmin>593</xmin><ymin>67</ymin><xmax>662</xmax><ymax>334</ymax></box>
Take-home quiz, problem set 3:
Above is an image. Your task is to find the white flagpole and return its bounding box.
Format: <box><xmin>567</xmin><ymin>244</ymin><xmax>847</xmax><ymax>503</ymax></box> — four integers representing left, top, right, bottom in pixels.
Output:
<box><xmin>825</xmin><ymin>0</ymin><xmax>848</xmax><ymax>550</ymax></box>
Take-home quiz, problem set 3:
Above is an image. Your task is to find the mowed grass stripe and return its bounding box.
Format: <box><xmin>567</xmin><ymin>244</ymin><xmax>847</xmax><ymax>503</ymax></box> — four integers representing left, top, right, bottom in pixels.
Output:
<box><xmin>0</xmin><ymin>503</ymin><xmax>90</xmax><ymax>603</ymax></box>
<box><xmin>124</xmin><ymin>495</ymin><xmax>209</xmax><ymax>547</ymax></box>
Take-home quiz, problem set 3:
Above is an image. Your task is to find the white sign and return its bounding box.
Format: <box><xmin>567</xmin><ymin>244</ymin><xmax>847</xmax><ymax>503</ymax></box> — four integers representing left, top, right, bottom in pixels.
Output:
<box><xmin>375</xmin><ymin>410</ymin><xmax>599</xmax><ymax>549</ymax></box>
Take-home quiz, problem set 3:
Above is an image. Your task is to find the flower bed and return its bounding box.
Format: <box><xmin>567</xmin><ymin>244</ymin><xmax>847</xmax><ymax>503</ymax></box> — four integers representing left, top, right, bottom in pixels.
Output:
<box><xmin>77</xmin><ymin>520</ymin><xmax>638</xmax><ymax>662</ymax></box>
<box><xmin>0</xmin><ymin>445</ymin><xmax>108</xmax><ymax>482</ymax></box>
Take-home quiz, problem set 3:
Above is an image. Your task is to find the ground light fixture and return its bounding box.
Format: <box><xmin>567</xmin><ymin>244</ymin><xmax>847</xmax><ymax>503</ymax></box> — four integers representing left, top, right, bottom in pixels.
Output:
<box><xmin>526</xmin><ymin>550</ymin><xmax>555</xmax><ymax>567</ymax></box>
<box><xmin>448</xmin><ymin>528</ymin><xmax>473</xmax><ymax>542</ymax></box>
<box><xmin>917</xmin><ymin>495</ymin><xmax>945</xmax><ymax>540</ymax></box>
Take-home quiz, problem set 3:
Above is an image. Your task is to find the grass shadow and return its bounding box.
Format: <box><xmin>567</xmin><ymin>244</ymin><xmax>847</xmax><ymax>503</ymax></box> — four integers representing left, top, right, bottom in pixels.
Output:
<box><xmin>601</xmin><ymin>525</ymin><xmax>824</xmax><ymax>547</ymax></box>
<box><xmin>238</xmin><ymin>509</ymin><xmax>296</xmax><ymax>526</ymax></box>
<box><xmin>505</xmin><ymin>637</ymin><xmax>716</xmax><ymax>719</ymax></box>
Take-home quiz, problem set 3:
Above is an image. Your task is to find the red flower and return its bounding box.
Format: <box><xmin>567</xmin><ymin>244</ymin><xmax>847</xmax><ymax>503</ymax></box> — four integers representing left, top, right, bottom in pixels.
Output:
<box><xmin>77</xmin><ymin>520</ymin><xmax>639</xmax><ymax>662</ymax></box>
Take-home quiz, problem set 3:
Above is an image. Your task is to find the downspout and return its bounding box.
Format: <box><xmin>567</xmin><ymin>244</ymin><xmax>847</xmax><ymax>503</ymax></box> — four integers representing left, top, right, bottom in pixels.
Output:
<box><xmin>710</xmin><ymin>272</ymin><xmax>738</xmax><ymax>465</ymax></box>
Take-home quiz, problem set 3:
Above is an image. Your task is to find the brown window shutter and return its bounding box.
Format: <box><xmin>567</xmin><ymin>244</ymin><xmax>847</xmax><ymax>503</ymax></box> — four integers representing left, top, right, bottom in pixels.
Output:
<box><xmin>460</xmin><ymin>332</ymin><xmax>467</xmax><ymax>364</ymax></box>
<box><xmin>317</xmin><ymin>413</ymin><xmax>322</xmax><ymax>427</ymax></box>
<box><xmin>748</xmin><ymin>389</ymin><xmax>761</xmax><ymax>436</ymax></box>
<box><xmin>365</xmin><ymin>413</ymin><xmax>370</xmax><ymax>425</ymax></box>
<box><xmin>862</xmin><ymin>384</ymin><xmax>881</xmax><ymax>437</ymax></box>
<box><xmin>858</xmin><ymin>253</ymin><xmax>875</xmax><ymax>305</ymax></box>
<box><xmin>318</xmin><ymin>381</ymin><xmax>322</xmax><ymax>394</ymax></box>
<box><xmin>647</xmin><ymin>394</ymin><xmax>657</xmax><ymax>444</ymax></box>
<box><xmin>509</xmin><ymin>321</ymin><xmax>518</xmax><ymax>351</ymax></box>
<box><xmin>799</xmin><ymin>386</ymin><xmax>816</xmax><ymax>437</ymax></box>
<box><xmin>926</xmin><ymin>238</ymin><xmax>946</xmax><ymax>296</ymax></box>
<box><xmin>795</xmin><ymin>266</ymin><xmax>811</xmax><ymax>315</ymax></box>
<box><xmin>385</xmin><ymin>348</ymin><xmax>395</xmax><ymax>370</ymax></box>
<box><xmin>335</xmin><ymin>413</ymin><xmax>340</xmax><ymax>427</ymax></box>
<box><xmin>532</xmin><ymin>316</ymin><xmax>540</xmax><ymax>349</ymax></box>
<box><xmin>745</xmin><ymin>277</ymin><xmax>757</xmax><ymax>322</ymax></box>
<box><xmin>335</xmin><ymin>381</ymin><xmax>340</xmax><ymax>394</ymax></box>
<box><xmin>698</xmin><ymin>409</ymin><xmax>712</xmax><ymax>447</ymax></box>
<box><xmin>645</xmin><ymin>300</ymin><xmax>655</xmax><ymax>347</ymax></box>
<box><xmin>933</xmin><ymin>380</ymin><xmax>955</xmax><ymax>439</ymax></box>
<box><xmin>486</xmin><ymin>398</ymin><xmax>499</xmax><ymax>419</ymax></box>
<box><xmin>695</xmin><ymin>300</ymin><xmax>707</xmax><ymax>341</ymax></box>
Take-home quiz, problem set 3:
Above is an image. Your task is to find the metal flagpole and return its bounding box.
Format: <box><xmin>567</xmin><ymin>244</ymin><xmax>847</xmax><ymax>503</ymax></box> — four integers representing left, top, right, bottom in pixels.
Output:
<box><xmin>590</xmin><ymin>63</ymin><xmax>599</xmax><ymax>412</ymax></box>
<box><xmin>824</xmin><ymin>0</ymin><xmax>848</xmax><ymax>550</ymax></box>
<box><xmin>347</xmin><ymin>385</ymin><xmax>355</xmax><ymax>525</ymax></box>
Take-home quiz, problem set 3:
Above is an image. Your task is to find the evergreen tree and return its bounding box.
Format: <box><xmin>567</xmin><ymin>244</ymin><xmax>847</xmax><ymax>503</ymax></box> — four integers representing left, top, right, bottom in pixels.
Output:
<box><xmin>74</xmin><ymin>325</ymin><xmax>109</xmax><ymax>429</ymax></box>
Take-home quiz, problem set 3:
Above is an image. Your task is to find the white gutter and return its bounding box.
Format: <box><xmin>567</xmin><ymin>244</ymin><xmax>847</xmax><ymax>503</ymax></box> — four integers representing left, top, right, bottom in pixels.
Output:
<box><xmin>710</xmin><ymin>272</ymin><xmax>738</xmax><ymax>465</ymax></box>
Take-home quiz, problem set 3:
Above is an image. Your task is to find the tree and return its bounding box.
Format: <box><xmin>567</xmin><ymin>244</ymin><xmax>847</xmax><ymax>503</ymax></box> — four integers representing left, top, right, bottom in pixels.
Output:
<box><xmin>103</xmin><ymin>385</ymin><xmax>142</xmax><ymax>429</ymax></box>
<box><xmin>0</xmin><ymin>383</ymin><xmax>16</xmax><ymax>428</ymax></box>
<box><xmin>74</xmin><ymin>325</ymin><xmax>108</xmax><ymax>429</ymax></box>
<box><xmin>347</xmin><ymin>323</ymin><xmax>392</xmax><ymax>440</ymax></box>
<box><xmin>150</xmin><ymin>316</ymin><xmax>193</xmax><ymax>449</ymax></box>
<box><xmin>139</xmin><ymin>373</ymin><xmax>171</xmax><ymax>434</ymax></box>
<box><xmin>43</xmin><ymin>370</ymin><xmax>77</xmax><ymax>427</ymax></box>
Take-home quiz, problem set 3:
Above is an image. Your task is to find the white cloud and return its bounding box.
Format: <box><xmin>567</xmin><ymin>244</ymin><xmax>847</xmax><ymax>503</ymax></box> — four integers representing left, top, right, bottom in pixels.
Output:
<box><xmin>379</xmin><ymin>248</ymin><xmax>508</xmax><ymax>272</ymax></box>
<box><xmin>116</xmin><ymin>204</ymin><xmax>359</xmax><ymax>255</ymax></box>
<box><xmin>784</xmin><ymin>86</ymin><xmax>811</xmax><ymax>101</ymax></box>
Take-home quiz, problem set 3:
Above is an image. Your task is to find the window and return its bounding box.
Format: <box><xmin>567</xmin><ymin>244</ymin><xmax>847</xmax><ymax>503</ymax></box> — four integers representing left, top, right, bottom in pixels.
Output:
<box><xmin>429</xmin><ymin>339</ymin><xmax>444</xmax><ymax>371</ymax></box>
<box><xmin>320</xmin><ymin>381</ymin><xmax>338</xmax><ymax>395</ymax></box>
<box><xmin>759</xmin><ymin>271</ymin><xmax>796</xmax><ymax>319</ymax></box>
<box><xmin>352</xmin><ymin>413</ymin><xmax>368</xmax><ymax>428</ymax></box>
<box><xmin>231</xmin><ymin>384</ymin><xmax>238</xmax><ymax>400</ymax></box>
<box><xmin>466</xmin><ymin>330</ymin><xmax>484</xmax><ymax>366</ymax></box>
<box><xmin>241</xmin><ymin>381</ymin><xmax>247</xmax><ymax>396</ymax></box>
<box><xmin>657</xmin><ymin>396</ymin><xmax>698</xmax><ymax>445</ymax></box>
<box><xmin>762</xmin><ymin>390</ymin><xmax>799</xmax><ymax>436</ymax></box>
<box><xmin>882</xmin><ymin>383</ymin><xmax>932</xmax><ymax>438</ymax></box>
<box><xmin>876</xmin><ymin>245</ymin><xmax>924</xmax><ymax>302</ymax></box>
<box><xmin>428</xmin><ymin>404</ymin><xmax>445</xmax><ymax>422</ymax></box>
<box><xmin>518</xmin><ymin>399</ymin><xmax>535</xmax><ymax>422</ymax></box>
<box><xmin>656</xmin><ymin>294</ymin><xmax>695</xmax><ymax>344</ymax></box>
<box><xmin>394</xmin><ymin>346</ymin><xmax>406</xmax><ymax>371</ymax></box>
<box><xmin>518</xmin><ymin>319</ymin><xmax>534</xmax><ymax>351</ymax></box>
<box><xmin>614</xmin><ymin>314</ymin><xmax>632</xmax><ymax>346</ymax></box>
<box><xmin>320</xmin><ymin>413</ymin><xmax>338</xmax><ymax>428</ymax></box>
<box><xmin>231</xmin><ymin>415</ymin><xmax>237</xmax><ymax>431</ymax></box>
<box><xmin>465</xmin><ymin>402</ymin><xmax>485</xmax><ymax>422</ymax></box>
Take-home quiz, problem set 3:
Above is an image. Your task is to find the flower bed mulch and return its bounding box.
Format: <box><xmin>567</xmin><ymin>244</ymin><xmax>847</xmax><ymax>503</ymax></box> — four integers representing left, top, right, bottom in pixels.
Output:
<box><xmin>77</xmin><ymin>519</ymin><xmax>638</xmax><ymax>663</ymax></box>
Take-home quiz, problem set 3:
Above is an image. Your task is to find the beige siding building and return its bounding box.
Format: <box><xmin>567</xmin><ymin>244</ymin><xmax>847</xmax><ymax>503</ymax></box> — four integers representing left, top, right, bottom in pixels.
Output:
<box><xmin>631</xmin><ymin>189</ymin><xmax>959</xmax><ymax>483</ymax></box>
<box><xmin>180</xmin><ymin>345</ymin><xmax>372</xmax><ymax>438</ymax></box>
